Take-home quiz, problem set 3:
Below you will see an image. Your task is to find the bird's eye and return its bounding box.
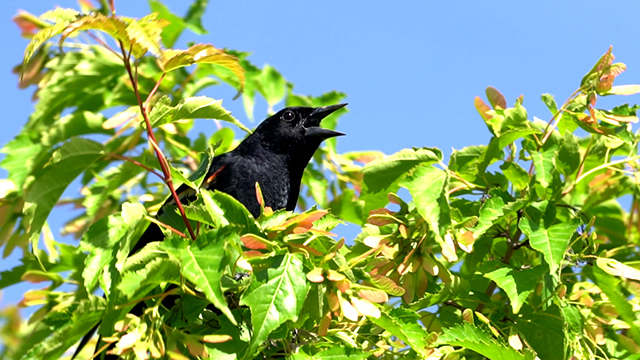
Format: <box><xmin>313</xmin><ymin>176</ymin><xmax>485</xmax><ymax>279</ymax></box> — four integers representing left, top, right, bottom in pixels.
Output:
<box><xmin>282</xmin><ymin>110</ymin><xmax>295</xmax><ymax>121</ymax></box>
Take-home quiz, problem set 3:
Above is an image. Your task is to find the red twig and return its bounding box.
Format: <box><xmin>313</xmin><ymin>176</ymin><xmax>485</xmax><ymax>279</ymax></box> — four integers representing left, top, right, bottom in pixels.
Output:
<box><xmin>145</xmin><ymin>73</ymin><xmax>166</xmax><ymax>112</ymax></box>
<box><xmin>118</xmin><ymin>41</ymin><xmax>196</xmax><ymax>240</ymax></box>
<box><xmin>107</xmin><ymin>153</ymin><xmax>163</xmax><ymax>180</ymax></box>
<box><xmin>146</xmin><ymin>217</ymin><xmax>187</xmax><ymax>238</ymax></box>
<box><xmin>86</xmin><ymin>31</ymin><xmax>121</xmax><ymax>58</ymax></box>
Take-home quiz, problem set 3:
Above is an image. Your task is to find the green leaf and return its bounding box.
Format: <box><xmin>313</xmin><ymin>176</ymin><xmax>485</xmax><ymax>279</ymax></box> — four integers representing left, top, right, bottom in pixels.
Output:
<box><xmin>369</xmin><ymin>308</ymin><xmax>428</xmax><ymax>357</ymax></box>
<box><xmin>477</xmin><ymin>137</ymin><xmax>503</xmax><ymax>176</ymax></box>
<box><xmin>471</xmin><ymin>189</ymin><xmax>506</xmax><ymax>240</ymax></box>
<box><xmin>172</xmin><ymin>96</ymin><xmax>251</xmax><ymax>133</ymax></box>
<box><xmin>31</xmin><ymin>47</ymin><xmax>126</xmax><ymax>130</ymax></box>
<box><xmin>0</xmin><ymin>256</ymin><xmax>41</xmax><ymax>290</ymax></box>
<box><xmin>124</xmin><ymin>13</ymin><xmax>168</xmax><ymax>58</ymax></box>
<box><xmin>541</xmin><ymin>93</ymin><xmax>558</xmax><ymax>115</ymax></box>
<box><xmin>80</xmin><ymin>213</ymin><xmax>127</xmax><ymax>293</ymax></box>
<box><xmin>483</xmin><ymin>265</ymin><xmax>546</xmax><ymax>314</ymax></box>
<box><xmin>23</xmin><ymin>17</ymin><xmax>75</xmax><ymax>67</ymax></box>
<box><xmin>60</xmin><ymin>14</ymin><xmax>128</xmax><ymax>49</ymax></box>
<box><xmin>519</xmin><ymin>203</ymin><xmax>579</xmax><ymax>274</ymax></box>
<box><xmin>313</xmin><ymin>346</ymin><xmax>371</xmax><ymax>359</ymax></box>
<box><xmin>449</xmin><ymin>145</ymin><xmax>485</xmax><ymax>182</ymax></box>
<box><xmin>183</xmin><ymin>0</ymin><xmax>209</xmax><ymax>34</ymax></box>
<box><xmin>402</xmin><ymin>165</ymin><xmax>451</xmax><ymax>242</ymax></box>
<box><xmin>498</xmin><ymin>127</ymin><xmax>539</xmax><ymax>149</ymax></box>
<box><xmin>0</xmin><ymin>134</ymin><xmax>45</xmax><ymax>191</ymax></box>
<box><xmin>148</xmin><ymin>0</ymin><xmax>185</xmax><ymax>48</ymax></box>
<box><xmin>83</xmin><ymin>160</ymin><xmax>144</xmax><ymax>219</ymax></box>
<box><xmin>258</xmin><ymin>65</ymin><xmax>286</xmax><ymax>108</ymax></box>
<box><xmin>159</xmin><ymin>45</ymin><xmax>245</xmax><ymax>90</ymax></box>
<box><xmin>514</xmin><ymin>304</ymin><xmax>567</xmax><ymax>360</ymax></box>
<box><xmin>116</xmin><ymin>256</ymin><xmax>180</xmax><ymax>300</ymax></box>
<box><xmin>162</xmin><ymin>229</ymin><xmax>237</xmax><ymax>325</ymax></box>
<box><xmin>20</xmin><ymin>296</ymin><xmax>105</xmax><ymax>360</ymax></box>
<box><xmin>201</xmin><ymin>190</ymin><xmax>260</xmax><ymax>234</ymax></box>
<box><xmin>588</xmin><ymin>266</ymin><xmax>640</xmax><ymax>345</ymax></box>
<box><xmin>556</xmin><ymin>132</ymin><xmax>580</xmax><ymax>176</ymax></box>
<box><xmin>24</xmin><ymin>138</ymin><xmax>104</xmax><ymax>241</ymax></box>
<box><xmin>80</xmin><ymin>202</ymin><xmax>147</xmax><ymax>294</ymax></box>
<box><xmin>529</xmin><ymin>144</ymin><xmax>557</xmax><ymax>188</ymax></box>
<box><xmin>434</xmin><ymin>322</ymin><xmax>532</xmax><ymax>360</ymax></box>
<box><xmin>362</xmin><ymin>147</ymin><xmax>442</xmax><ymax>192</ymax></box>
<box><xmin>40</xmin><ymin>111</ymin><xmax>113</xmax><ymax>146</ymax></box>
<box><xmin>148</xmin><ymin>95</ymin><xmax>176</xmax><ymax>127</ymax></box>
<box><xmin>409</xmin><ymin>275</ymin><xmax>470</xmax><ymax>310</ymax></box>
<box><xmin>500</xmin><ymin>161</ymin><xmax>529</xmax><ymax>191</ymax></box>
<box><xmin>240</xmin><ymin>253</ymin><xmax>309</xmax><ymax>359</ymax></box>
<box><xmin>190</xmin><ymin>145</ymin><xmax>218</xmax><ymax>188</ymax></box>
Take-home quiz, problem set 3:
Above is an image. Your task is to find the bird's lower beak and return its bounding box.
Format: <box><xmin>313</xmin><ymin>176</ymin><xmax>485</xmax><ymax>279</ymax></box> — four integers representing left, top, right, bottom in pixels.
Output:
<box><xmin>306</xmin><ymin>127</ymin><xmax>345</xmax><ymax>139</ymax></box>
<box><xmin>305</xmin><ymin>103</ymin><xmax>347</xmax><ymax>140</ymax></box>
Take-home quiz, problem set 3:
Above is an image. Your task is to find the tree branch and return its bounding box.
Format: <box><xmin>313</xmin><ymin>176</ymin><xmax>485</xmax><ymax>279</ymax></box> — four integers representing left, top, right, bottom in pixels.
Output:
<box><xmin>118</xmin><ymin>41</ymin><xmax>196</xmax><ymax>240</ymax></box>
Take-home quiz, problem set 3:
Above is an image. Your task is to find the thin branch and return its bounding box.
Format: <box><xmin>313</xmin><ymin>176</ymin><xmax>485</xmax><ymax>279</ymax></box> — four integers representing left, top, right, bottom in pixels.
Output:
<box><xmin>540</xmin><ymin>88</ymin><xmax>581</xmax><ymax>145</ymax></box>
<box><xmin>448</xmin><ymin>185</ymin><xmax>469</xmax><ymax>195</ymax></box>
<box><xmin>118</xmin><ymin>41</ymin><xmax>196</xmax><ymax>240</ymax></box>
<box><xmin>476</xmin><ymin>211</ymin><xmax>524</xmax><ymax>312</ymax></box>
<box><xmin>146</xmin><ymin>216</ymin><xmax>187</xmax><ymax>238</ymax></box>
<box><xmin>114</xmin><ymin>287</ymin><xmax>179</xmax><ymax>310</ymax></box>
<box><xmin>87</xmin><ymin>343</ymin><xmax>111</xmax><ymax>360</ymax></box>
<box><xmin>529</xmin><ymin>88</ymin><xmax>582</xmax><ymax>176</ymax></box>
<box><xmin>562</xmin><ymin>137</ymin><xmax>594</xmax><ymax>196</ymax></box>
<box><xmin>144</xmin><ymin>73</ymin><xmax>166</xmax><ymax>112</ymax></box>
<box><xmin>574</xmin><ymin>154</ymin><xmax>640</xmax><ymax>187</ymax></box>
<box><xmin>86</xmin><ymin>31</ymin><xmax>120</xmax><ymax>58</ymax></box>
<box><xmin>163</xmin><ymin>135</ymin><xmax>200</xmax><ymax>160</ymax></box>
<box><xmin>107</xmin><ymin>153</ymin><xmax>163</xmax><ymax>179</ymax></box>
<box><xmin>444</xmin><ymin>300</ymin><xmax>466</xmax><ymax>311</ymax></box>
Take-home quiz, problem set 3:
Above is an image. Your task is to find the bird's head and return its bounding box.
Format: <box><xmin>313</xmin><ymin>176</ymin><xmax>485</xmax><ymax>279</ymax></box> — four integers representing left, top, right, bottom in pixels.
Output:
<box><xmin>253</xmin><ymin>103</ymin><xmax>347</xmax><ymax>155</ymax></box>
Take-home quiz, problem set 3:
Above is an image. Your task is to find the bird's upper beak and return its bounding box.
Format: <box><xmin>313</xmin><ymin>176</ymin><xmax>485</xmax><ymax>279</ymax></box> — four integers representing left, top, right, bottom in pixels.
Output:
<box><xmin>305</xmin><ymin>103</ymin><xmax>347</xmax><ymax>140</ymax></box>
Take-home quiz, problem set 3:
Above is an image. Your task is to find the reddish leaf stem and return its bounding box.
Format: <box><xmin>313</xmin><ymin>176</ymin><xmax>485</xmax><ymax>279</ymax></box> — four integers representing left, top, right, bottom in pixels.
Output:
<box><xmin>118</xmin><ymin>41</ymin><xmax>196</xmax><ymax>240</ymax></box>
<box><xmin>107</xmin><ymin>153</ymin><xmax>163</xmax><ymax>179</ymax></box>
<box><xmin>86</xmin><ymin>31</ymin><xmax>121</xmax><ymax>58</ymax></box>
<box><xmin>146</xmin><ymin>216</ymin><xmax>187</xmax><ymax>238</ymax></box>
<box><xmin>145</xmin><ymin>73</ymin><xmax>166</xmax><ymax>112</ymax></box>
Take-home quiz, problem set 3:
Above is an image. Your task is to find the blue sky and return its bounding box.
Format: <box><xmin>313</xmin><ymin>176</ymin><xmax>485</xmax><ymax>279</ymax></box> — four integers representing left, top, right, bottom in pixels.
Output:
<box><xmin>2</xmin><ymin>1</ymin><xmax>640</xmax><ymax>310</ymax></box>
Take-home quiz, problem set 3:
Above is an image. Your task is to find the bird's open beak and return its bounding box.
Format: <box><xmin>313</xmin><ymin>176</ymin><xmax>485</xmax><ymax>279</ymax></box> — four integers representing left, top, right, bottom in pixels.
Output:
<box><xmin>305</xmin><ymin>103</ymin><xmax>347</xmax><ymax>140</ymax></box>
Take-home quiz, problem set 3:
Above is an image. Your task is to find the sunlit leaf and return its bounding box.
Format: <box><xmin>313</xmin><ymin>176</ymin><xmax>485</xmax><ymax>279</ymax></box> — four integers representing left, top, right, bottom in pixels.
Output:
<box><xmin>171</xmin><ymin>96</ymin><xmax>251</xmax><ymax>133</ymax></box>
<box><xmin>162</xmin><ymin>229</ymin><xmax>237</xmax><ymax>325</ymax></box>
<box><xmin>362</xmin><ymin>147</ymin><xmax>441</xmax><ymax>192</ymax></box>
<box><xmin>24</xmin><ymin>138</ymin><xmax>104</xmax><ymax>241</ymax></box>
<box><xmin>435</xmin><ymin>322</ymin><xmax>532</xmax><ymax>360</ymax></box>
<box><xmin>159</xmin><ymin>44</ymin><xmax>245</xmax><ymax>91</ymax></box>
<box><xmin>369</xmin><ymin>308</ymin><xmax>428</xmax><ymax>357</ymax></box>
<box><xmin>604</xmin><ymin>84</ymin><xmax>640</xmax><ymax>96</ymax></box>
<box><xmin>484</xmin><ymin>265</ymin><xmax>546</xmax><ymax>314</ymax></box>
<box><xmin>519</xmin><ymin>204</ymin><xmax>579</xmax><ymax>274</ymax></box>
<box><xmin>239</xmin><ymin>254</ymin><xmax>308</xmax><ymax>358</ymax></box>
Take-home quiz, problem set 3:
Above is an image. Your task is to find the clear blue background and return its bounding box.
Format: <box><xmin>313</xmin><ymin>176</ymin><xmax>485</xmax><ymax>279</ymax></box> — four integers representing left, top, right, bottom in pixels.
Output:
<box><xmin>2</xmin><ymin>1</ymin><xmax>640</xmax><ymax>312</ymax></box>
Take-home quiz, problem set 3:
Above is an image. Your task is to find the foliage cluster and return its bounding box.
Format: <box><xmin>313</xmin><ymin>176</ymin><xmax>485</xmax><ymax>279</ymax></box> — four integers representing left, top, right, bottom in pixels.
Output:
<box><xmin>2</xmin><ymin>1</ymin><xmax>640</xmax><ymax>359</ymax></box>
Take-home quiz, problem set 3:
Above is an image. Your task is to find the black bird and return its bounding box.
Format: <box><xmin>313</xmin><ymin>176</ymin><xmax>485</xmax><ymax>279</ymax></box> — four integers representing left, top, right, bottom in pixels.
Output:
<box><xmin>131</xmin><ymin>103</ymin><xmax>346</xmax><ymax>252</ymax></box>
<box><xmin>76</xmin><ymin>103</ymin><xmax>347</xmax><ymax>358</ymax></box>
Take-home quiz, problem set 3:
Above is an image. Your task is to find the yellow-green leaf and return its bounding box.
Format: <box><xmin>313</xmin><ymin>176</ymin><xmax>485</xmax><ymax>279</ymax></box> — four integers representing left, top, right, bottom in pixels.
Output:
<box><xmin>159</xmin><ymin>44</ymin><xmax>244</xmax><ymax>90</ymax></box>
